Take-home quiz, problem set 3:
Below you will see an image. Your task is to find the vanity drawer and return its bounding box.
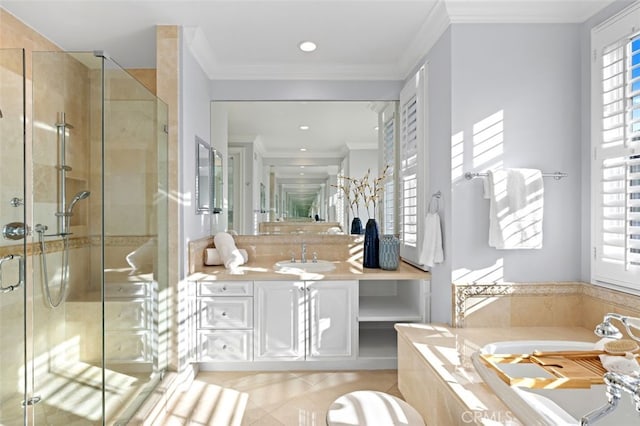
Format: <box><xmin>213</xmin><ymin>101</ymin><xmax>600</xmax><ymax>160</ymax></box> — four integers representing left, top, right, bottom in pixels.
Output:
<box><xmin>105</xmin><ymin>331</ymin><xmax>151</xmax><ymax>362</ymax></box>
<box><xmin>197</xmin><ymin>330</ymin><xmax>252</xmax><ymax>361</ymax></box>
<box><xmin>198</xmin><ymin>297</ymin><xmax>252</xmax><ymax>329</ymax></box>
<box><xmin>105</xmin><ymin>299</ymin><xmax>149</xmax><ymax>330</ymax></box>
<box><xmin>105</xmin><ymin>282</ymin><xmax>150</xmax><ymax>299</ymax></box>
<box><xmin>198</xmin><ymin>281</ymin><xmax>253</xmax><ymax>297</ymax></box>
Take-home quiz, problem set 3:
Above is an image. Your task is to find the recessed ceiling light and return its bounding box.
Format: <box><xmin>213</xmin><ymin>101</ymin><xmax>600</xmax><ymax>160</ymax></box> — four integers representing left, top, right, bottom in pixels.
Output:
<box><xmin>299</xmin><ymin>125</ymin><xmax>310</xmax><ymax>130</ymax></box>
<box><xmin>299</xmin><ymin>41</ymin><xmax>317</xmax><ymax>53</ymax></box>
<box><xmin>300</xmin><ymin>165</ymin><xmax>305</xmax><ymax>168</ymax></box>
<box><xmin>300</xmin><ymin>148</ymin><xmax>307</xmax><ymax>152</ymax></box>
<box><xmin>300</xmin><ymin>172</ymin><xmax>305</xmax><ymax>176</ymax></box>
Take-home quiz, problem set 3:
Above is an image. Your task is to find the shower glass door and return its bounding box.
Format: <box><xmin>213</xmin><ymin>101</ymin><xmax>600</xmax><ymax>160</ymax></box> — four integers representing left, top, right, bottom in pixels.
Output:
<box><xmin>0</xmin><ymin>48</ymin><xmax>27</xmax><ymax>425</ymax></box>
<box><xmin>31</xmin><ymin>51</ymin><xmax>106</xmax><ymax>425</ymax></box>
<box><xmin>30</xmin><ymin>50</ymin><xmax>168</xmax><ymax>424</ymax></box>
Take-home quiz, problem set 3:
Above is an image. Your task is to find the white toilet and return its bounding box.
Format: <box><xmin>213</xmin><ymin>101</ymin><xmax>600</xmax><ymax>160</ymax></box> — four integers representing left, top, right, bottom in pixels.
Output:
<box><xmin>326</xmin><ymin>390</ymin><xmax>425</xmax><ymax>426</ymax></box>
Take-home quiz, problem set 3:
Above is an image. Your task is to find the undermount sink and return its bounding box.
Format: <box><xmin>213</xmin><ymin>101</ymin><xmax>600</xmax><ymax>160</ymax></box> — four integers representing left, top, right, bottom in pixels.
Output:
<box><xmin>274</xmin><ymin>260</ymin><xmax>336</xmax><ymax>273</ymax></box>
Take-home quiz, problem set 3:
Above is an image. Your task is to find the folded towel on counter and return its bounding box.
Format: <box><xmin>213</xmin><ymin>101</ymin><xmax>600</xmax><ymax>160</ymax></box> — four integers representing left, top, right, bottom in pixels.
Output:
<box><xmin>213</xmin><ymin>232</ymin><xmax>246</xmax><ymax>269</ymax></box>
<box><xmin>205</xmin><ymin>248</ymin><xmax>248</xmax><ymax>266</ymax></box>
<box><xmin>484</xmin><ymin>168</ymin><xmax>544</xmax><ymax>249</ymax></box>
<box><xmin>599</xmin><ymin>353</ymin><xmax>640</xmax><ymax>375</ymax></box>
<box><xmin>420</xmin><ymin>211</ymin><xmax>443</xmax><ymax>268</ymax></box>
<box><xmin>326</xmin><ymin>227</ymin><xmax>343</xmax><ymax>235</ymax></box>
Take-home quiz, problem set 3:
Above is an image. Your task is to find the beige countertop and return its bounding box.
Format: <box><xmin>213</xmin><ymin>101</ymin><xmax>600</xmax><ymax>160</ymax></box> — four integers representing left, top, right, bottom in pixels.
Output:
<box><xmin>188</xmin><ymin>259</ymin><xmax>430</xmax><ymax>281</ymax></box>
<box><xmin>395</xmin><ymin>323</ymin><xmax>599</xmax><ymax>424</ymax></box>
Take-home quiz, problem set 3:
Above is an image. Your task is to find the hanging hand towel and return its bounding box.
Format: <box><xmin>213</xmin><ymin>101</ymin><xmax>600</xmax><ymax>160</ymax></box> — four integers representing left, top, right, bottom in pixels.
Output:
<box><xmin>421</xmin><ymin>211</ymin><xmax>444</xmax><ymax>268</ymax></box>
<box><xmin>486</xmin><ymin>168</ymin><xmax>544</xmax><ymax>249</ymax></box>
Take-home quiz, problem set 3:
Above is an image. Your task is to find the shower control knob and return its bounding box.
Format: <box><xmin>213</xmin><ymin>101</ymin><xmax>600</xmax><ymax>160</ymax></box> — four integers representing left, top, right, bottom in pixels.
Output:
<box><xmin>9</xmin><ymin>197</ymin><xmax>23</xmax><ymax>207</ymax></box>
<box><xmin>2</xmin><ymin>222</ymin><xmax>30</xmax><ymax>240</ymax></box>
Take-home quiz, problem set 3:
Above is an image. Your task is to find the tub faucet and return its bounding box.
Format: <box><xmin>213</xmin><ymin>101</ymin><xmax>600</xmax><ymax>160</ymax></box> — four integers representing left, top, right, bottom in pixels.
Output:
<box><xmin>594</xmin><ymin>313</ymin><xmax>640</xmax><ymax>342</ymax></box>
<box><xmin>580</xmin><ymin>372</ymin><xmax>640</xmax><ymax>425</ymax></box>
<box><xmin>301</xmin><ymin>242</ymin><xmax>307</xmax><ymax>263</ymax></box>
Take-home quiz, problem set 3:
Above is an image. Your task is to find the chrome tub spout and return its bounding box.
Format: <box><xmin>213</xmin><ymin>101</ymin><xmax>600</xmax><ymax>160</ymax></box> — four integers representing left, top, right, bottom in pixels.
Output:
<box><xmin>580</xmin><ymin>372</ymin><xmax>640</xmax><ymax>425</ymax></box>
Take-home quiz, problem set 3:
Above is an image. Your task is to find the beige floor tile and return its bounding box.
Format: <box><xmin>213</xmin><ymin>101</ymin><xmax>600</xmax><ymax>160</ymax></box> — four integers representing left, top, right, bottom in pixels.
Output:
<box><xmin>290</xmin><ymin>371</ymin><xmax>339</xmax><ymax>386</ymax></box>
<box><xmin>245</xmin><ymin>412</ymin><xmax>284</xmax><ymax>426</ymax></box>
<box><xmin>268</xmin><ymin>394</ymin><xmax>328</xmax><ymax>426</ymax></box>
<box><xmin>220</xmin><ymin>372</ymin><xmax>301</xmax><ymax>392</ymax></box>
<box><xmin>243</xmin><ymin>376</ymin><xmax>315</xmax><ymax>412</ymax></box>
<box><xmin>240</xmin><ymin>401</ymin><xmax>271</xmax><ymax>425</ymax></box>
<box><xmin>166</xmin><ymin>370</ymin><xmax>402</xmax><ymax>426</ymax></box>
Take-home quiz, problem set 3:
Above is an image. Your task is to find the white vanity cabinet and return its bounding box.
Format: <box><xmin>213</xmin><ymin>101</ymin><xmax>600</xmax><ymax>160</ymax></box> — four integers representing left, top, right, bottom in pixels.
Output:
<box><xmin>195</xmin><ymin>281</ymin><xmax>253</xmax><ymax>361</ymax></box>
<box><xmin>254</xmin><ymin>280</ymin><xmax>357</xmax><ymax>361</ymax></box>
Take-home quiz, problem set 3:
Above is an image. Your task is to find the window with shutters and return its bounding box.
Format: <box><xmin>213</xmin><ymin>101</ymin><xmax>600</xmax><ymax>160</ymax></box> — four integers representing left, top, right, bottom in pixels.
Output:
<box><xmin>382</xmin><ymin>111</ymin><xmax>396</xmax><ymax>235</ymax></box>
<box><xmin>400</xmin><ymin>95</ymin><xmax>418</xmax><ymax>247</ymax></box>
<box><xmin>399</xmin><ymin>64</ymin><xmax>428</xmax><ymax>267</ymax></box>
<box><xmin>592</xmin><ymin>3</ymin><xmax>640</xmax><ymax>289</ymax></box>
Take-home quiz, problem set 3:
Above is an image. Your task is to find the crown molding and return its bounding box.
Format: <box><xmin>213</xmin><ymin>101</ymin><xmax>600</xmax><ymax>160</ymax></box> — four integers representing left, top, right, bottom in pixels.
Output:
<box><xmin>399</xmin><ymin>0</ymin><xmax>451</xmax><ymax>80</ymax></box>
<box><xmin>207</xmin><ymin>63</ymin><xmax>405</xmax><ymax>81</ymax></box>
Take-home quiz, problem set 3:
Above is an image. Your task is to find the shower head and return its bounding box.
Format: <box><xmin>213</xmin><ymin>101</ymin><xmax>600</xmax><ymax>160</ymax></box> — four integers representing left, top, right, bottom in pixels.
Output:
<box><xmin>68</xmin><ymin>190</ymin><xmax>90</xmax><ymax>213</ymax></box>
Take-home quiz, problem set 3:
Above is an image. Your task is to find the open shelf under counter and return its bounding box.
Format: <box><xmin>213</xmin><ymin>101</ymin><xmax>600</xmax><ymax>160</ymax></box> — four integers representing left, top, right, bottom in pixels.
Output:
<box><xmin>358</xmin><ymin>279</ymin><xmax>429</xmax><ymax>323</ymax></box>
<box><xmin>358</xmin><ymin>324</ymin><xmax>398</xmax><ymax>359</ymax></box>
<box><xmin>359</xmin><ymin>297</ymin><xmax>423</xmax><ymax>322</ymax></box>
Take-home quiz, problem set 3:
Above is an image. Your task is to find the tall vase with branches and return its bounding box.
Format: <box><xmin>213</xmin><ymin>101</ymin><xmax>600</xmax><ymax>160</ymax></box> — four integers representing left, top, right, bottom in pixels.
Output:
<box><xmin>359</xmin><ymin>165</ymin><xmax>389</xmax><ymax>268</ymax></box>
<box><xmin>334</xmin><ymin>176</ymin><xmax>363</xmax><ymax>234</ymax></box>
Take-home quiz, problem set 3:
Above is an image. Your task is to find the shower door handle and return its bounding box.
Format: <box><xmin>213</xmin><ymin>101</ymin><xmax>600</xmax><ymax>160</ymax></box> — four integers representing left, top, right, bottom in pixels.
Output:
<box><xmin>0</xmin><ymin>254</ymin><xmax>24</xmax><ymax>293</ymax></box>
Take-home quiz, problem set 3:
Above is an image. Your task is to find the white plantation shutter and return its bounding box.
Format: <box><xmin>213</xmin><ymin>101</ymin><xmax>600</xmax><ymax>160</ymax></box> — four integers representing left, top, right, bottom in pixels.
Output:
<box><xmin>592</xmin><ymin>5</ymin><xmax>640</xmax><ymax>289</ymax></box>
<box><xmin>382</xmin><ymin>112</ymin><xmax>396</xmax><ymax>235</ymax></box>
<box><xmin>399</xmin><ymin>65</ymin><xmax>428</xmax><ymax>266</ymax></box>
<box><xmin>401</xmin><ymin>95</ymin><xmax>418</xmax><ymax>249</ymax></box>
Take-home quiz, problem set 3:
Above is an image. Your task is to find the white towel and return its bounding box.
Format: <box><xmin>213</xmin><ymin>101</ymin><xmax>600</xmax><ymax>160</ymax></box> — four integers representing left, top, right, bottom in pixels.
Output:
<box><xmin>204</xmin><ymin>248</ymin><xmax>248</xmax><ymax>266</ymax></box>
<box><xmin>599</xmin><ymin>353</ymin><xmax>640</xmax><ymax>375</ymax></box>
<box><xmin>485</xmin><ymin>168</ymin><xmax>544</xmax><ymax>249</ymax></box>
<box><xmin>213</xmin><ymin>232</ymin><xmax>246</xmax><ymax>269</ymax></box>
<box><xmin>421</xmin><ymin>212</ymin><xmax>444</xmax><ymax>268</ymax></box>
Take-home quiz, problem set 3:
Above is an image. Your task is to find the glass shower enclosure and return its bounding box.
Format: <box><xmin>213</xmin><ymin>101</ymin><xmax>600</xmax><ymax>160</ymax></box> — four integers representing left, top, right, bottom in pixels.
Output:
<box><xmin>0</xmin><ymin>48</ymin><xmax>168</xmax><ymax>424</ymax></box>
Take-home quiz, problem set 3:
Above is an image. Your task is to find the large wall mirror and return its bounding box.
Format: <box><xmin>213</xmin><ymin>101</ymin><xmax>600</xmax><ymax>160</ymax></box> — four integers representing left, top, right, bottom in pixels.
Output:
<box><xmin>213</xmin><ymin>100</ymin><xmax>398</xmax><ymax>235</ymax></box>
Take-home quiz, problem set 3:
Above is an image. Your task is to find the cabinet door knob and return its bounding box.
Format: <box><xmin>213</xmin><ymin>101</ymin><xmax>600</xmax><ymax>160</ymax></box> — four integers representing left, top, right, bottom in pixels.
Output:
<box><xmin>221</xmin><ymin>286</ymin><xmax>227</xmax><ymax>291</ymax></box>
<box><xmin>222</xmin><ymin>344</ymin><xmax>228</xmax><ymax>350</ymax></box>
<box><xmin>221</xmin><ymin>311</ymin><xmax>227</xmax><ymax>317</ymax></box>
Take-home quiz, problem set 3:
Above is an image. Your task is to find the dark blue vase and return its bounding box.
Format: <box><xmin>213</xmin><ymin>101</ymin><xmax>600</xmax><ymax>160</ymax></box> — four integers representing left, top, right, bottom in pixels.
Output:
<box><xmin>351</xmin><ymin>217</ymin><xmax>363</xmax><ymax>235</ymax></box>
<box><xmin>363</xmin><ymin>218</ymin><xmax>379</xmax><ymax>268</ymax></box>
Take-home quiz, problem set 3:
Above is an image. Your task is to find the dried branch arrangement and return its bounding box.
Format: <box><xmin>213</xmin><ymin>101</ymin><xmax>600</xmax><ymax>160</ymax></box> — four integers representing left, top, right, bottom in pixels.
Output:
<box><xmin>333</xmin><ymin>165</ymin><xmax>389</xmax><ymax>220</ymax></box>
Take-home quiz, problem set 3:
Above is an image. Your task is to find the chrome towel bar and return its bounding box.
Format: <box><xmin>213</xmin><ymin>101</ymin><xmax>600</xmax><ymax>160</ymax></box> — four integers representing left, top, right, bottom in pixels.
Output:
<box><xmin>464</xmin><ymin>171</ymin><xmax>568</xmax><ymax>180</ymax></box>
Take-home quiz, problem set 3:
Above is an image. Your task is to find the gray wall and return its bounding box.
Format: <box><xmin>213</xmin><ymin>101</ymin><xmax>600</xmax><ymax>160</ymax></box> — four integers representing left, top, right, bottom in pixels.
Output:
<box><xmin>451</xmin><ymin>24</ymin><xmax>582</xmax><ymax>287</ymax></box>
<box><xmin>180</xmin><ymin>29</ymin><xmax>215</xmax><ymax>277</ymax></box>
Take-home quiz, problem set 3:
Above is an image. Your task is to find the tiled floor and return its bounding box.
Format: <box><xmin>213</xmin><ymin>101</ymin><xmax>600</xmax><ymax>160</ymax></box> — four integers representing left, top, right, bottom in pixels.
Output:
<box><xmin>163</xmin><ymin>370</ymin><xmax>402</xmax><ymax>425</ymax></box>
